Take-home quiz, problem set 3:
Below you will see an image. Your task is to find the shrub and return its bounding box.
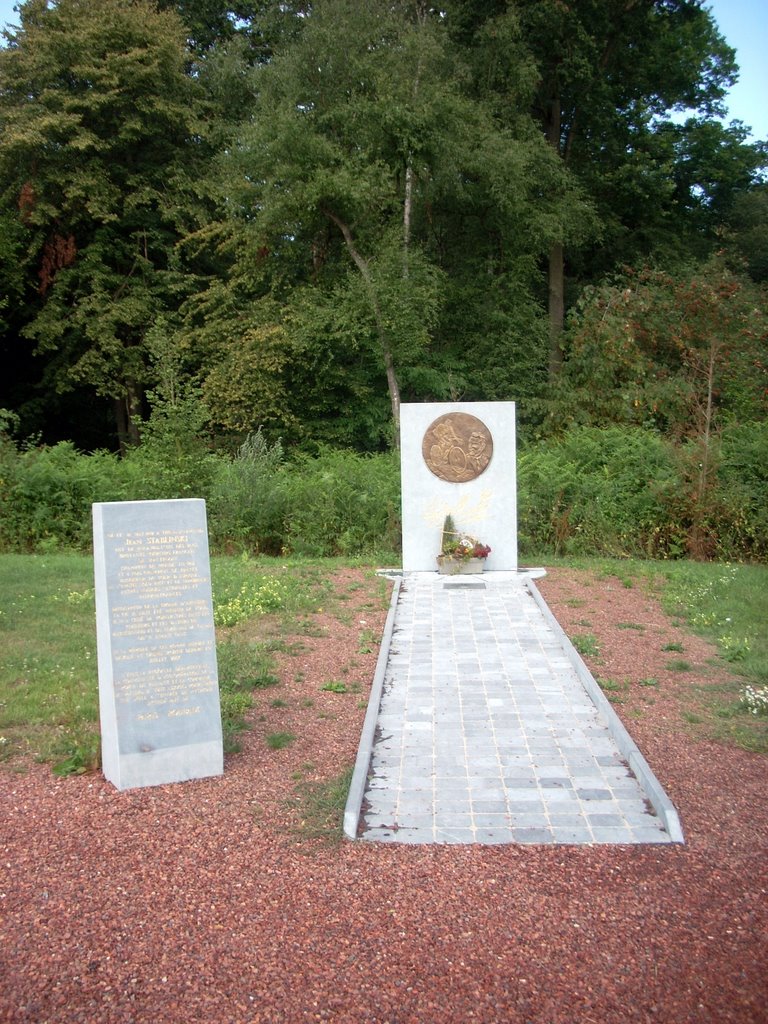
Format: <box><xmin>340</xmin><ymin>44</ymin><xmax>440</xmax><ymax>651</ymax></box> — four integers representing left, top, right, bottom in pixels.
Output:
<box><xmin>207</xmin><ymin>429</ymin><xmax>287</xmax><ymax>554</ymax></box>
<box><xmin>122</xmin><ymin>393</ymin><xmax>219</xmax><ymax>503</ymax></box>
<box><xmin>0</xmin><ymin>441</ymin><xmax>126</xmax><ymax>551</ymax></box>
<box><xmin>518</xmin><ymin>426</ymin><xmax>682</xmax><ymax>557</ymax></box>
<box><xmin>712</xmin><ymin>422</ymin><xmax>768</xmax><ymax>561</ymax></box>
<box><xmin>280</xmin><ymin>448</ymin><xmax>400</xmax><ymax>557</ymax></box>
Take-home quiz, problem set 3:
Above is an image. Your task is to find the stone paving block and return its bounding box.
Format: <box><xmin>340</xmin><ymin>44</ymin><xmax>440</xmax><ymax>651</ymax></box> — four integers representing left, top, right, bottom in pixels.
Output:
<box><xmin>435</xmin><ymin>829</ymin><xmax>477</xmax><ymax>844</ymax></box>
<box><xmin>513</xmin><ymin>828</ymin><xmax>556</xmax><ymax>844</ymax></box>
<box><xmin>554</xmin><ymin>829</ymin><xmax>596</xmax><ymax>844</ymax></box>
<box><xmin>590</xmin><ymin>827</ymin><xmax>635</xmax><ymax>844</ymax></box>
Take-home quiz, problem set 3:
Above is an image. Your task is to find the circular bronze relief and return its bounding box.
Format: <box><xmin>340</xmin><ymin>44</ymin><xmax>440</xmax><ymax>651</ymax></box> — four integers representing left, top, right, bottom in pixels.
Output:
<box><xmin>422</xmin><ymin>412</ymin><xmax>493</xmax><ymax>482</ymax></box>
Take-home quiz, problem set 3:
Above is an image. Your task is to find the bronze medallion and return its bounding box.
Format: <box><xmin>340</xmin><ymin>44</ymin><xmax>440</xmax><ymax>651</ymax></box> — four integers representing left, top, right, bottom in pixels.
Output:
<box><xmin>422</xmin><ymin>412</ymin><xmax>493</xmax><ymax>482</ymax></box>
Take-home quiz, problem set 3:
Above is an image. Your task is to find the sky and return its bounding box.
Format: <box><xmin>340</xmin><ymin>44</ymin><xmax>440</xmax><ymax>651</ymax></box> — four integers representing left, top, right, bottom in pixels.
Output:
<box><xmin>0</xmin><ymin>0</ymin><xmax>766</xmax><ymax>141</ymax></box>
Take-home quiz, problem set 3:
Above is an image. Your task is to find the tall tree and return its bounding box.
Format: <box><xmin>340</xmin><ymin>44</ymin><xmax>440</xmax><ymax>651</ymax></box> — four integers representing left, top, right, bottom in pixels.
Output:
<box><xmin>199</xmin><ymin>0</ymin><xmax>587</xmax><ymax>445</ymax></box>
<box><xmin>0</xmin><ymin>0</ymin><xmax>205</xmax><ymax>446</ymax></box>
<box><xmin>447</xmin><ymin>0</ymin><xmax>757</xmax><ymax>376</ymax></box>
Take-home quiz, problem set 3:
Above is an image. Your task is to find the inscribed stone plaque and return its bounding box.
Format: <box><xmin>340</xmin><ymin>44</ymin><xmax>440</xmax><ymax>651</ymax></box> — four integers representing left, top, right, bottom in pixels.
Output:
<box><xmin>422</xmin><ymin>412</ymin><xmax>493</xmax><ymax>482</ymax></box>
<box><xmin>93</xmin><ymin>499</ymin><xmax>223</xmax><ymax>791</ymax></box>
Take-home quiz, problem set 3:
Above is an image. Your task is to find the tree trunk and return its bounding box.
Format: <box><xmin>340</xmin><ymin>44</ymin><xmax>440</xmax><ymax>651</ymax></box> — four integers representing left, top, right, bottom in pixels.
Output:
<box><xmin>114</xmin><ymin>382</ymin><xmax>142</xmax><ymax>454</ymax></box>
<box><xmin>548</xmin><ymin>241</ymin><xmax>565</xmax><ymax>376</ymax></box>
<box><xmin>323</xmin><ymin>208</ymin><xmax>402</xmax><ymax>446</ymax></box>
<box><xmin>544</xmin><ymin>91</ymin><xmax>567</xmax><ymax>378</ymax></box>
<box><xmin>688</xmin><ymin>339</ymin><xmax>720</xmax><ymax>559</ymax></box>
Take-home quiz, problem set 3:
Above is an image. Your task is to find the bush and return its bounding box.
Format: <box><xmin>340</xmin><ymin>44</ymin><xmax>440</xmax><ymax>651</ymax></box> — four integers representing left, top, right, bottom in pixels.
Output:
<box><xmin>122</xmin><ymin>394</ymin><xmax>219</xmax><ymax>504</ymax></box>
<box><xmin>0</xmin><ymin>441</ymin><xmax>127</xmax><ymax>551</ymax></box>
<box><xmin>518</xmin><ymin>427</ymin><xmax>683</xmax><ymax>557</ymax></box>
<box><xmin>281</xmin><ymin>448</ymin><xmax>400</xmax><ymax>557</ymax></box>
<box><xmin>709</xmin><ymin>422</ymin><xmax>768</xmax><ymax>561</ymax></box>
<box><xmin>207</xmin><ymin>430</ymin><xmax>288</xmax><ymax>554</ymax></box>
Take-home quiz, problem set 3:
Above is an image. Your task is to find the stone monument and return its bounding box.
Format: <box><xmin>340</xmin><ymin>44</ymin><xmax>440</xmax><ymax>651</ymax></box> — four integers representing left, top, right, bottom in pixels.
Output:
<box><xmin>400</xmin><ymin>402</ymin><xmax>517</xmax><ymax>571</ymax></box>
<box><xmin>93</xmin><ymin>498</ymin><xmax>223</xmax><ymax>790</ymax></box>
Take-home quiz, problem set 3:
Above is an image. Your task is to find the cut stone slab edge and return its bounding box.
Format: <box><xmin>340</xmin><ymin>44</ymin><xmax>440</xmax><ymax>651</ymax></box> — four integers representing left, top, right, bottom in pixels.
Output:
<box><xmin>343</xmin><ymin>575</ymin><xmax>402</xmax><ymax>840</ymax></box>
<box><xmin>526</xmin><ymin>579</ymin><xmax>685</xmax><ymax>845</ymax></box>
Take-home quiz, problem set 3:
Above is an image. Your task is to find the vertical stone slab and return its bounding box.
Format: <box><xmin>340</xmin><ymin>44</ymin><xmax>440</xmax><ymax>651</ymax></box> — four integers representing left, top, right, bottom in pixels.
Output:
<box><xmin>401</xmin><ymin>402</ymin><xmax>517</xmax><ymax>572</ymax></box>
<box><xmin>93</xmin><ymin>499</ymin><xmax>223</xmax><ymax>791</ymax></box>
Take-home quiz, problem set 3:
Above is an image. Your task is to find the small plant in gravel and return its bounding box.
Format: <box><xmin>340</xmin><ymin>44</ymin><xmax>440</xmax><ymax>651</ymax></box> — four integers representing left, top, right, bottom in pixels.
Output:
<box><xmin>321</xmin><ymin>680</ymin><xmax>348</xmax><ymax>693</ymax></box>
<box><xmin>638</xmin><ymin>677</ymin><xmax>659</xmax><ymax>687</ymax></box>
<box><xmin>293</xmin><ymin>765</ymin><xmax>354</xmax><ymax>842</ymax></box>
<box><xmin>666</xmin><ymin>659</ymin><xmax>692</xmax><ymax>672</ymax></box>
<box><xmin>618</xmin><ymin>622</ymin><xmax>645</xmax><ymax>631</ymax></box>
<box><xmin>597</xmin><ymin>677</ymin><xmax>621</xmax><ymax>692</ymax></box>
<box><xmin>662</xmin><ymin>641</ymin><xmax>685</xmax><ymax>652</ymax></box>
<box><xmin>358</xmin><ymin>628</ymin><xmax>377</xmax><ymax>654</ymax></box>
<box><xmin>266</xmin><ymin>731</ymin><xmax>295</xmax><ymax>750</ymax></box>
<box><xmin>571</xmin><ymin>633</ymin><xmax>600</xmax><ymax>658</ymax></box>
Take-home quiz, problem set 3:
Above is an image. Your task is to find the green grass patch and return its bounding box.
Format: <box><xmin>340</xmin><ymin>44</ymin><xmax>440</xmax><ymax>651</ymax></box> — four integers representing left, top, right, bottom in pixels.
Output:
<box><xmin>266</xmin><ymin>731</ymin><xmax>295</xmax><ymax>750</ymax></box>
<box><xmin>552</xmin><ymin>555</ymin><xmax>768</xmax><ymax>753</ymax></box>
<box><xmin>571</xmin><ymin>633</ymin><xmax>600</xmax><ymax>658</ymax></box>
<box><xmin>597</xmin><ymin>677</ymin><xmax>622</xmax><ymax>692</ymax></box>
<box><xmin>665</xmin><ymin>659</ymin><xmax>692</xmax><ymax>673</ymax></box>
<box><xmin>321</xmin><ymin>681</ymin><xmax>348</xmax><ymax>693</ymax></box>
<box><xmin>293</xmin><ymin>765</ymin><xmax>354</xmax><ymax>842</ymax></box>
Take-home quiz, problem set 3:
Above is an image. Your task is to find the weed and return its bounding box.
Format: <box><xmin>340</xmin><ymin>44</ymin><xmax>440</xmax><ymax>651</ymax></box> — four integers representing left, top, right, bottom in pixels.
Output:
<box><xmin>213</xmin><ymin>577</ymin><xmax>288</xmax><ymax>627</ymax></box>
<box><xmin>662</xmin><ymin>641</ymin><xmax>685</xmax><ymax>652</ymax></box>
<box><xmin>293</xmin><ymin>765</ymin><xmax>354</xmax><ymax>842</ymax></box>
<box><xmin>618</xmin><ymin>622</ymin><xmax>645</xmax><ymax>631</ymax></box>
<box><xmin>666</xmin><ymin>659</ymin><xmax>692</xmax><ymax>672</ymax></box>
<box><xmin>571</xmin><ymin>633</ymin><xmax>600</xmax><ymax>658</ymax></box>
<box><xmin>638</xmin><ymin>677</ymin><xmax>659</xmax><ymax>687</ymax></box>
<box><xmin>266</xmin><ymin>731</ymin><xmax>295</xmax><ymax>750</ymax></box>
<box><xmin>299</xmin><ymin>620</ymin><xmax>329</xmax><ymax>638</ymax></box>
<box><xmin>741</xmin><ymin>685</ymin><xmax>768</xmax><ymax>717</ymax></box>
<box><xmin>321</xmin><ymin>681</ymin><xmax>348</xmax><ymax>694</ymax></box>
<box><xmin>597</xmin><ymin>677</ymin><xmax>621</xmax><ymax>691</ymax></box>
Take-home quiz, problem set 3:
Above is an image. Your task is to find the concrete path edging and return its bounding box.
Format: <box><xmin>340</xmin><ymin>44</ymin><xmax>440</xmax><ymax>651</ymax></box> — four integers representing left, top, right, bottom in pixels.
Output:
<box><xmin>343</xmin><ymin>576</ymin><xmax>402</xmax><ymax>840</ymax></box>
<box><xmin>526</xmin><ymin>580</ymin><xmax>685</xmax><ymax>843</ymax></box>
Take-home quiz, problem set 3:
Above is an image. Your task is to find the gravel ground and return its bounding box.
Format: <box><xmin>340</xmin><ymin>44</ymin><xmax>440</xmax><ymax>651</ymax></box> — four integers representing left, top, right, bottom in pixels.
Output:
<box><xmin>1</xmin><ymin>566</ymin><xmax>766</xmax><ymax>1023</ymax></box>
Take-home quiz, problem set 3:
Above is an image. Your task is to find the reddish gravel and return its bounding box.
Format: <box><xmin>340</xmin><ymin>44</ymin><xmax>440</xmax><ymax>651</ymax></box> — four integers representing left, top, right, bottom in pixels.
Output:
<box><xmin>1</xmin><ymin>566</ymin><xmax>766</xmax><ymax>1023</ymax></box>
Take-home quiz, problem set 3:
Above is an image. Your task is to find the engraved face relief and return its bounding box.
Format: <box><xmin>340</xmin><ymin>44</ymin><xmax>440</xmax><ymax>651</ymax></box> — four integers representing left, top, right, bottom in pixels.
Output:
<box><xmin>422</xmin><ymin>413</ymin><xmax>493</xmax><ymax>482</ymax></box>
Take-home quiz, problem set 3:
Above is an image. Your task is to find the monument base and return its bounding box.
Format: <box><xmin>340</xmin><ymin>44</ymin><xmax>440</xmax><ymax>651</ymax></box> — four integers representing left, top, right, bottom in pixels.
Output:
<box><xmin>437</xmin><ymin>556</ymin><xmax>486</xmax><ymax>575</ymax></box>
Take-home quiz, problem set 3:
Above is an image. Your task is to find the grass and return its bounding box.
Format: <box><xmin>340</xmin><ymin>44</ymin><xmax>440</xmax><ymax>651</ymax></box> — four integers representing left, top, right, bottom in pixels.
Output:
<box><xmin>0</xmin><ymin>554</ymin><xmax>100</xmax><ymax>769</ymax></box>
<box><xmin>321</xmin><ymin>680</ymin><xmax>348</xmax><ymax>693</ymax></box>
<box><xmin>3</xmin><ymin>551</ymin><xmax>766</xmax><ymax>773</ymax></box>
<box><xmin>0</xmin><ymin>552</ymin><xmax>379</xmax><ymax>773</ymax></box>
<box><xmin>266</xmin><ymin>731</ymin><xmax>295</xmax><ymax>750</ymax></box>
<box><xmin>571</xmin><ymin>633</ymin><xmax>600</xmax><ymax>658</ymax></box>
<box><xmin>665</xmin><ymin>659</ymin><xmax>692</xmax><ymax>673</ymax></box>
<box><xmin>551</xmin><ymin>554</ymin><xmax>768</xmax><ymax>753</ymax></box>
<box><xmin>292</xmin><ymin>765</ymin><xmax>355</xmax><ymax>842</ymax></box>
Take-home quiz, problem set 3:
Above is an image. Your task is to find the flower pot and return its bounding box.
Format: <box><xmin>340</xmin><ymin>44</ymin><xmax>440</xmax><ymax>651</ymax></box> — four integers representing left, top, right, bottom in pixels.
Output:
<box><xmin>437</xmin><ymin>555</ymin><xmax>485</xmax><ymax>575</ymax></box>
